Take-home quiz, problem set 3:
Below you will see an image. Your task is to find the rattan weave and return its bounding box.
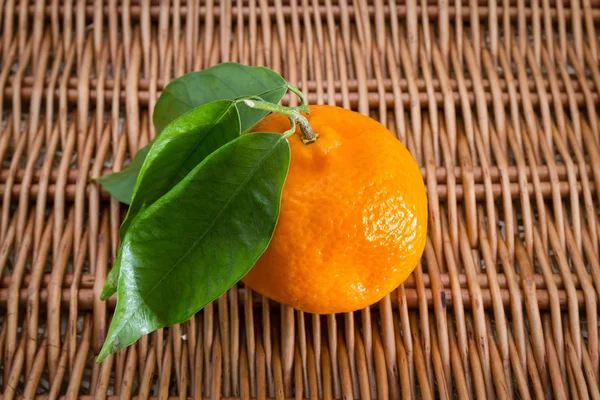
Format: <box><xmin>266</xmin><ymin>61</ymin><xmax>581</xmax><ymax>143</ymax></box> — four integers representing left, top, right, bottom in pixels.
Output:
<box><xmin>1</xmin><ymin>0</ymin><xmax>600</xmax><ymax>398</ymax></box>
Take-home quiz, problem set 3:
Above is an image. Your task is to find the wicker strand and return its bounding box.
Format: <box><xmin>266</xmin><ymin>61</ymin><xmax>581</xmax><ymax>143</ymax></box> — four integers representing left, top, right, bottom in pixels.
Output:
<box><xmin>1</xmin><ymin>0</ymin><xmax>600</xmax><ymax>397</ymax></box>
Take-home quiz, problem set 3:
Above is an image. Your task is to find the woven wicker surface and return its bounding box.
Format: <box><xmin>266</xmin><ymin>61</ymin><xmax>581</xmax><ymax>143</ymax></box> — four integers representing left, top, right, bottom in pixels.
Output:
<box><xmin>1</xmin><ymin>0</ymin><xmax>600</xmax><ymax>398</ymax></box>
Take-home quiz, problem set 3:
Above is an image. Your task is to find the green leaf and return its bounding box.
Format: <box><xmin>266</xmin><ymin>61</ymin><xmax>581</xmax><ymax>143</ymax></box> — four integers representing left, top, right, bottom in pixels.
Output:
<box><xmin>100</xmin><ymin>100</ymin><xmax>241</xmax><ymax>300</ymax></box>
<box><xmin>123</xmin><ymin>100</ymin><xmax>241</xmax><ymax>235</ymax></box>
<box><xmin>97</xmin><ymin>132</ymin><xmax>291</xmax><ymax>362</ymax></box>
<box><xmin>100</xmin><ymin>248</ymin><xmax>123</xmax><ymax>300</ymax></box>
<box><xmin>97</xmin><ymin>63</ymin><xmax>287</xmax><ymax>206</ymax></box>
<box><xmin>153</xmin><ymin>62</ymin><xmax>287</xmax><ymax>134</ymax></box>
<box><xmin>95</xmin><ymin>143</ymin><xmax>151</xmax><ymax>205</ymax></box>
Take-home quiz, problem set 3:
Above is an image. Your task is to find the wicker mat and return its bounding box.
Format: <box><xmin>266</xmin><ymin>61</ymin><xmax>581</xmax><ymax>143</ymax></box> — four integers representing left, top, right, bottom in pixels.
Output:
<box><xmin>1</xmin><ymin>0</ymin><xmax>600</xmax><ymax>398</ymax></box>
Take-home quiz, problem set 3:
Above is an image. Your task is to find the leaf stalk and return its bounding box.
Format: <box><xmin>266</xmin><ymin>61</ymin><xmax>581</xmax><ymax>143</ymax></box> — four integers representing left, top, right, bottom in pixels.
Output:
<box><xmin>241</xmin><ymin>98</ymin><xmax>318</xmax><ymax>144</ymax></box>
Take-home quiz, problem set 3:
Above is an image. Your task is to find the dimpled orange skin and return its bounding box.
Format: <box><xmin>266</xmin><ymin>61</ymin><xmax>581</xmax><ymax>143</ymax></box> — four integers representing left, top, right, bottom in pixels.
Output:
<box><xmin>242</xmin><ymin>105</ymin><xmax>427</xmax><ymax>314</ymax></box>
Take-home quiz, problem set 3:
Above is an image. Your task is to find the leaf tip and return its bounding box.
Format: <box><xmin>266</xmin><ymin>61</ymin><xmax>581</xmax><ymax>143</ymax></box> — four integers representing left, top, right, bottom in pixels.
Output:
<box><xmin>99</xmin><ymin>284</ymin><xmax>116</xmax><ymax>302</ymax></box>
<box><xmin>96</xmin><ymin>337</ymin><xmax>121</xmax><ymax>363</ymax></box>
<box><xmin>95</xmin><ymin>347</ymin><xmax>109</xmax><ymax>364</ymax></box>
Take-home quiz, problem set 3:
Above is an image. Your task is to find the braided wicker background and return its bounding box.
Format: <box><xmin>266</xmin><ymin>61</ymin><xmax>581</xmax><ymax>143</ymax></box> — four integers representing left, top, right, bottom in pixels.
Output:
<box><xmin>1</xmin><ymin>0</ymin><xmax>600</xmax><ymax>398</ymax></box>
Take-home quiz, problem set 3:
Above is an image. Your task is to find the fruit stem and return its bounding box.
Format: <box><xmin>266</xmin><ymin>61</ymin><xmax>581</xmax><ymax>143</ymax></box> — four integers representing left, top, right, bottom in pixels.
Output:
<box><xmin>242</xmin><ymin>98</ymin><xmax>318</xmax><ymax>145</ymax></box>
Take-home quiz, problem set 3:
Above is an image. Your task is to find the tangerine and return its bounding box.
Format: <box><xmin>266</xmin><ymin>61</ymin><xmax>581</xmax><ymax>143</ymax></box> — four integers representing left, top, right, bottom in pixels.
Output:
<box><xmin>243</xmin><ymin>105</ymin><xmax>427</xmax><ymax>314</ymax></box>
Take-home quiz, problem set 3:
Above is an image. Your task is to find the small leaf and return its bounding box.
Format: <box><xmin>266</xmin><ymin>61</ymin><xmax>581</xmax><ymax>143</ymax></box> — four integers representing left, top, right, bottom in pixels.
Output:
<box><xmin>95</xmin><ymin>143</ymin><xmax>151</xmax><ymax>204</ymax></box>
<box><xmin>101</xmin><ymin>100</ymin><xmax>241</xmax><ymax>300</ymax></box>
<box><xmin>153</xmin><ymin>62</ymin><xmax>287</xmax><ymax>134</ymax></box>
<box><xmin>97</xmin><ymin>132</ymin><xmax>291</xmax><ymax>361</ymax></box>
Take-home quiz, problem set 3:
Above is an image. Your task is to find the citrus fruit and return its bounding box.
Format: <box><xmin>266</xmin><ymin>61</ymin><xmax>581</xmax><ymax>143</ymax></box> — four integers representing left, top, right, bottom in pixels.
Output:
<box><xmin>242</xmin><ymin>105</ymin><xmax>428</xmax><ymax>314</ymax></box>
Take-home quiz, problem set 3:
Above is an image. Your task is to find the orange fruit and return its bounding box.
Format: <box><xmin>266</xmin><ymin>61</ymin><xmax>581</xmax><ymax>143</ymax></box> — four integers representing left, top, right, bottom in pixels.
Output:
<box><xmin>243</xmin><ymin>105</ymin><xmax>427</xmax><ymax>314</ymax></box>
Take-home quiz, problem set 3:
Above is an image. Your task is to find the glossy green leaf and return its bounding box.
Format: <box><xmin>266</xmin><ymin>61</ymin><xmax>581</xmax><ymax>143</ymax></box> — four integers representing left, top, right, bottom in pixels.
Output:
<box><xmin>97</xmin><ymin>132</ymin><xmax>291</xmax><ymax>361</ymax></box>
<box><xmin>97</xmin><ymin>63</ymin><xmax>287</xmax><ymax>206</ymax></box>
<box><xmin>123</xmin><ymin>100</ymin><xmax>241</xmax><ymax>234</ymax></box>
<box><xmin>153</xmin><ymin>62</ymin><xmax>287</xmax><ymax>134</ymax></box>
<box><xmin>100</xmin><ymin>100</ymin><xmax>241</xmax><ymax>300</ymax></box>
<box><xmin>94</xmin><ymin>143</ymin><xmax>151</xmax><ymax>205</ymax></box>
